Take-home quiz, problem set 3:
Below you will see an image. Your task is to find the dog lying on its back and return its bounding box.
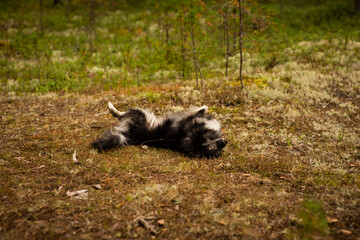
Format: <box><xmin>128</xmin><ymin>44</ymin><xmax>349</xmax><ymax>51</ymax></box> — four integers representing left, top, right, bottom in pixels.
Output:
<box><xmin>92</xmin><ymin>102</ymin><xmax>227</xmax><ymax>158</ymax></box>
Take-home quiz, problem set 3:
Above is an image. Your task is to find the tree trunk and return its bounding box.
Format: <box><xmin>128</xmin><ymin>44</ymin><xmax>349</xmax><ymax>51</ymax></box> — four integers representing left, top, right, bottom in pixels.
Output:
<box><xmin>181</xmin><ymin>29</ymin><xmax>187</xmax><ymax>79</ymax></box>
<box><xmin>238</xmin><ymin>0</ymin><xmax>244</xmax><ymax>88</ymax></box>
<box><xmin>166</xmin><ymin>24</ymin><xmax>170</xmax><ymax>60</ymax></box>
<box><xmin>88</xmin><ymin>0</ymin><xmax>96</xmax><ymax>52</ymax></box>
<box><xmin>279</xmin><ymin>0</ymin><xmax>284</xmax><ymax>21</ymax></box>
<box><xmin>39</xmin><ymin>0</ymin><xmax>44</xmax><ymax>36</ymax></box>
<box><xmin>164</xmin><ymin>8</ymin><xmax>171</xmax><ymax>61</ymax></box>
<box><xmin>232</xmin><ymin>7</ymin><xmax>237</xmax><ymax>54</ymax></box>
<box><xmin>180</xmin><ymin>5</ymin><xmax>187</xmax><ymax>79</ymax></box>
<box><xmin>355</xmin><ymin>0</ymin><xmax>360</xmax><ymax>14</ymax></box>
<box><xmin>224</xmin><ymin>4</ymin><xmax>229</xmax><ymax>77</ymax></box>
<box><xmin>165</xmin><ymin>27</ymin><xmax>170</xmax><ymax>60</ymax></box>
<box><xmin>53</xmin><ymin>0</ymin><xmax>63</xmax><ymax>6</ymax></box>
<box><xmin>190</xmin><ymin>27</ymin><xmax>199</xmax><ymax>89</ymax></box>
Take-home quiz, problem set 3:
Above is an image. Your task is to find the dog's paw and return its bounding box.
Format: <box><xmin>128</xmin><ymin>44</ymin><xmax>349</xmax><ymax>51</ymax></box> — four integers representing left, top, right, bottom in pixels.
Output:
<box><xmin>108</xmin><ymin>102</ymin><xmax>115</xmax><ymax>111</ymax></box>
<box><xmin>108</xmin><ymin>102</ymin><xmax>125</xmax><ymax>119</ymax></box>
<box><xmin>199</xmin><ymin>105</ymin><xmax>208</xmax><ymax>113</ymax></box>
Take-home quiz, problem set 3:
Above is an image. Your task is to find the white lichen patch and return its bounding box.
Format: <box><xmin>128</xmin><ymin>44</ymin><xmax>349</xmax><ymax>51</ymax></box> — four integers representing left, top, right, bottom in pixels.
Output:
<box><xmin>13</xmin><ymin>59</ymin><xmax>37</xmax><ymax>70</ymax></box>
<box><xmin>50</xmin><ymin>50</ymin><xmax>78</xmax><ymax>63</ymax></box>
<box><xmin>284</xmin><ymin>108</ymin><xmax>301</xmax><ymax>121</ymax></box>
<box><xmin>248</xmin><ymin>86</ymin><xmax>289</xmax><ymax>101</ymax></box>
<box><xmin>152</xmin><ymin>70</ymin><xmax>176</xmax><ymax>80</ymax></box>
<box><xmin>130</xmin><ymin>184</ymin><xmax>178</xmax><ymax>204</ymax></box>
<box><xmin>339</xmin><ymin>102</ymin><xmax>359</xmax><ymax>114</ymax></box>
<box><xmin>48</xmin><ymin>28</ymin><xmax>84</xmax><ymax>38</ymax></box>
<box><xmin>253</xmin><ymin>142</ymin><xmax>270</xmax><ymax>153</ymax></box>
<box><xmin>89</xmin><ymin>66</ymin><xmax>105</xmax><ymax>74</ymax></box>
<box><xmin>313</xmin><ymin>120</ymin><xmax>347</xmax><ymax>141</ymax></box>
<box><xmin>177</xmin><ymin>86</ymin><xmax>202</xmax><ymax>104</ymax></box>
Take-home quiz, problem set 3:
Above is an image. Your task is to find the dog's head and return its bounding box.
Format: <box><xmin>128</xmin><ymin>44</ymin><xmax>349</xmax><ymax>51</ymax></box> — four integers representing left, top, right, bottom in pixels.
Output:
<box><xmin>201</xmin><ymin>137</ymin><xmax>228</xmax><ymax>158</ymax></box>
<box><xmin>180</xmin><ymin>106</ymin><xmax>227</xmax><ymax>158</ymax></box>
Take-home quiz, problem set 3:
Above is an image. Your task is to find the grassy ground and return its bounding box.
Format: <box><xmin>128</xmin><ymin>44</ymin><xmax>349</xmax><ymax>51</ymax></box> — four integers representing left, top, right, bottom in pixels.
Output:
<box><xmin>1</xmin><ymin>39</ymin><xmax>360</xmax><ymax>239</ymax></box>
<box><xmin>1</xmin><ymin>1</ymin><xmax>360</xmax><ymax>239</ymax></box>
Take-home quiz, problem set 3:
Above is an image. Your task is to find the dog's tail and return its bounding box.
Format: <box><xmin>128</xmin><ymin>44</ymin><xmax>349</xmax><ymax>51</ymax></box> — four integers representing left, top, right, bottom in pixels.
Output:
<box><xmin>91</xmin><ymin>130</ymin><xmax>127</xmax><ymax>151</ymax></box>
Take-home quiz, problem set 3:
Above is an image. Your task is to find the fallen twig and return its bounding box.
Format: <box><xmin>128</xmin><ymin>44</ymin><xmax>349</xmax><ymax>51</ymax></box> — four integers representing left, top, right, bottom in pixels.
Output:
<box><xmin>133</xmin><ymin>215</ymin><xmax>159</xmax><ymax>235</ymax></box>
<box><xmin>72</xmin><ymin>150</ymin><xmax>79</xmax><ymax>164</ymax></box>
<box><xmin>66</xmin><ymin>189</ymin><xmax>88</xmax><ymax>199</ymax></box>
<box><xmin>92</xmin><ymin>184</ymin><xmax>102</xmax><ymax>190</ymax></box>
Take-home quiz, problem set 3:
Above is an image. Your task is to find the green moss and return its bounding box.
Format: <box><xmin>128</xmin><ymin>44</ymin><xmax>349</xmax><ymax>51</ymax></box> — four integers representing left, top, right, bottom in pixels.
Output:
<box><xmin>226</xmin><ymin>76</ymin><xmax>268</xmax><ymax>89</ymax></box>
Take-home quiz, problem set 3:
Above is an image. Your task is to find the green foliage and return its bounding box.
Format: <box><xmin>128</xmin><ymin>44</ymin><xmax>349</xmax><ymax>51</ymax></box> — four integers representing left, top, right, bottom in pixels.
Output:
<box><xmin>139</xmin><ymin>92</ymin><xmax>162</xmax><ymax>102</ymax></box>
<box><xmin>279</xmin><ymin>0</ymin><xmax>356</xmax><ymax>30</ymax></box>
<box><xmin>0</xmin><ymin>0</ymin><xmax>359</xmax><ymax>93</ymax></box>
<box><xmin>297</xmin><ymin>199</ymin><xmax>329</xmax><ymax>239</ymax></box>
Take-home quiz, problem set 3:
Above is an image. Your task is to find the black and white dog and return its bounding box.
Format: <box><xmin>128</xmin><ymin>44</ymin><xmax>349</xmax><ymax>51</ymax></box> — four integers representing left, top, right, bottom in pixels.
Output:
<box><xmin>92</xmin><ymin>102</ymin><xmax>227</xmax><ymax>158</ymax></box>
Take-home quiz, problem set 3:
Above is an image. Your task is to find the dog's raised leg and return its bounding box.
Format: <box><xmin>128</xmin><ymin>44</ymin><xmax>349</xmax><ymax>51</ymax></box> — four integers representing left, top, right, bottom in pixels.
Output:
<box><xmin>108</xmin><ymin>102</ymin><xmax>126</xmax><ymax>120</ymax></box>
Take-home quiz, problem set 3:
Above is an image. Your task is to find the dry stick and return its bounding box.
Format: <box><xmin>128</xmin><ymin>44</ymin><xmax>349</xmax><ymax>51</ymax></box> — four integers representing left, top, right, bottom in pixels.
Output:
<box><xmin>197</xmin><ymin>60</ymin><xmax>204</xmax><ymax>91</ymax></box>
<box><xmin>140</xmin><ymin>138</ymin><xmax>165</xmax><ymax>146</ymax></box>
<box><xmin>72</xmin><ymin>150</ymin><xmax>78</xmax><ymax>163</ymax></box>
<box><xmin>134</xmin><ymin>216</ymin><xmax>159</xmax><ymax>235</ymax></box>
<box><xmin>238</xmin><ymin>0</ymin><xmax>244</xmax><ymax>88</ymax></box>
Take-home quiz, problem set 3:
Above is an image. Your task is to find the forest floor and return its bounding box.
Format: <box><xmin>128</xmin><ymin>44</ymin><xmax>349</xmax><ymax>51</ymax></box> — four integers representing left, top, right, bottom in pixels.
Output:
<box><xmin>1</xmin><ymin>40</ymin><xmax>360</xmax><ymax>239</ymax></box>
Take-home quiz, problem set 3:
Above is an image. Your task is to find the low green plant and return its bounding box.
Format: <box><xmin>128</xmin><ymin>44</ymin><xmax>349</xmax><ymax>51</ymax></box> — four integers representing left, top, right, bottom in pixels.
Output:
<box><xmin>297</xmin><ymin>199</ymin><xmax>328</xmax><ymax>239</ymax></box>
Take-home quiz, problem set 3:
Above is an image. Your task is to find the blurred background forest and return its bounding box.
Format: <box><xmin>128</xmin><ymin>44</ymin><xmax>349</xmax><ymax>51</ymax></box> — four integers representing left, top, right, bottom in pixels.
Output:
<box><xmin>1</xmin><ymin>0</ymin><xmax>359</xmax><ymax>93</ymax></box>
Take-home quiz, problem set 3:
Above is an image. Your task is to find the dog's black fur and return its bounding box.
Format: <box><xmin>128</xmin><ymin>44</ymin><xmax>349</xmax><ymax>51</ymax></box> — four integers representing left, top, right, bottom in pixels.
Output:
<box><xmin>92</xmin><ymin>102</ymin><xmax>227</xmax><ymax>158</ymax></box>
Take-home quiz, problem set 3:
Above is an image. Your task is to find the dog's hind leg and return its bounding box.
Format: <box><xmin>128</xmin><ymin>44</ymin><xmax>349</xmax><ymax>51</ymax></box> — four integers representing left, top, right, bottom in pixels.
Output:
<box><xmin>108</xmin><ymin>102</ymin><xmax>126</xmax><ymax>120</ymax></box>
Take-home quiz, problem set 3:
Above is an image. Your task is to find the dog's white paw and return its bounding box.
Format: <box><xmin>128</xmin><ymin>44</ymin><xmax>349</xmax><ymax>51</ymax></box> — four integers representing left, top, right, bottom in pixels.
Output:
<box><xmin>108</xmin><ymin>102</ymin><xmax>125</xmax><ymax>118</ymax></box>
<box><xmin>108</xmin><ymin>102</ymin><xmax>115</xmax><ymax>110</ymax></box>
<box><xmin>200</xmin><ymin>105</ymin><xmax>208</xmax><ymax>113</ymax></box>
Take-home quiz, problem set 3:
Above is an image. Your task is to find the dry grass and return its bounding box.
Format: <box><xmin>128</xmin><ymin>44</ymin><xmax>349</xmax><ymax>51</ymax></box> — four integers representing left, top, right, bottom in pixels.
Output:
<box><xmin>1</xmin><ymin>41</ymin><xmax>360</xmax><ymax>239</ymax></box>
